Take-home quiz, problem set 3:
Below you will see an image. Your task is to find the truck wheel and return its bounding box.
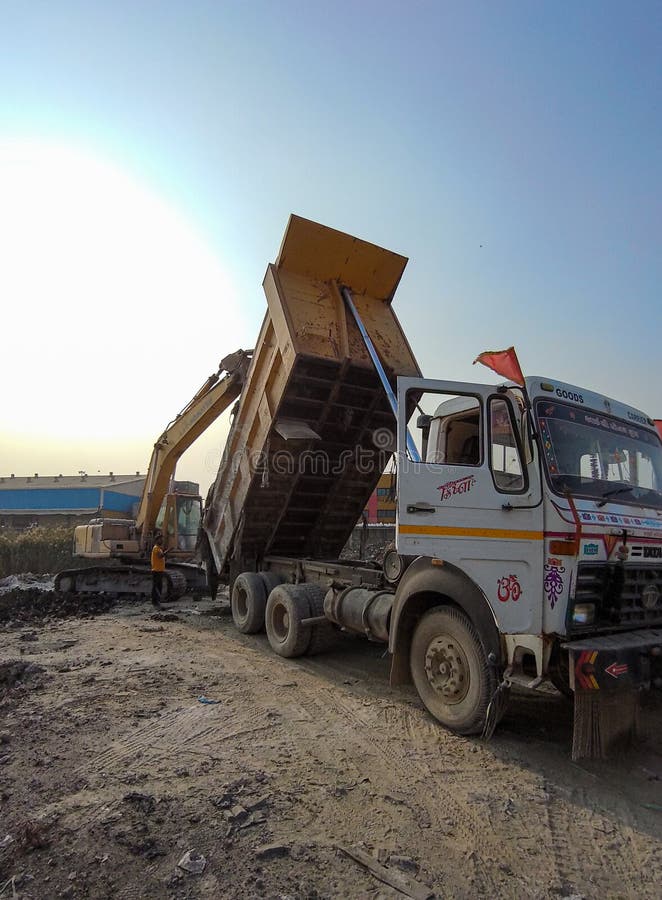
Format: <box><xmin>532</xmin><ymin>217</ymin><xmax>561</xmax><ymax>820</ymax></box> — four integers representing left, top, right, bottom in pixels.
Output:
<box><xmin>410</xmin><ymin>606</ymin><xmax>495</xmax><ymax>736</ymax></box>
<box><xmin>231</xmin><ymin>572</ymin><xmax>268</xmax><ymax>634</ymax></box>
<box><xmin>304</xmin><ymin>585</ymin><xmax>337</xmax><ymax>655</ymax></box>
<box><xmin>265</xmin><ymin>585</ymin><xmax>312</xmax><ymax>658</ymax></box>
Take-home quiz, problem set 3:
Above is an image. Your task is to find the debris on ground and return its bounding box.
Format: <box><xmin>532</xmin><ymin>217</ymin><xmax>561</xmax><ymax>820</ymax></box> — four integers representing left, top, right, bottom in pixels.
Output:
<box><xmin>123</xmin><ymin>792</ymin><xmax>157</xmax><ymax>814</ymax></box>
<box><xmin>339</xmin><ymin>845</ymin><xmax>434</xmax><ymax>900</ymax></box>
<box><xmin>0</xmin><ymin>588</ymin><xmax>117</xmax><ymax>625</ymax></box>
<box><xmin>0</xmin><ymin>660</ymin><xmax>45</xmax><ymax>695</ymax></box>
<box><xmin>177</xmin><ymin>849</ymin><xmax>206</xmax><ymax>874</ymax></box>
<box><xmin>15</xmin><ymin>819</ymin><xmax>51</xmax><ymax>850</ymax></box>
<box><xmin>254</xmin><ymin>843</ymin><xmax>290</xmax><ymax>860</ymax></box>
<box><xmin>0</xmin><ymin>573</ymin><xmax>54</xmax><ymax>595</ymax></box>
<box><xmin>149</xmin><ymin>612</ymin><xmax>179</xmax><ymax>622</ymax></box>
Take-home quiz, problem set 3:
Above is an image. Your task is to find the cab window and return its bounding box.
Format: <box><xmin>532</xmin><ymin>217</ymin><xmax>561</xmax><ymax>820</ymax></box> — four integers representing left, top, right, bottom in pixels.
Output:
<box><xmin>406</xmin><ymin>390</ymin><xmax>482</xmax><ymax>466</ymax></box>
<box><xmin>490</xmin><ymin>398</ymin><xmax>525</xmax><ymax>491</ymax></box>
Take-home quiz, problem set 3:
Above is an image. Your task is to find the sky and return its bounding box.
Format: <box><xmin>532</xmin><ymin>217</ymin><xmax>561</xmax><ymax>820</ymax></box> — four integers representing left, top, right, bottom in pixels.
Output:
<box><xmin>1</xmin><ymin>0</ymin><xmax>661</xmax><ymax>495</ymax></box>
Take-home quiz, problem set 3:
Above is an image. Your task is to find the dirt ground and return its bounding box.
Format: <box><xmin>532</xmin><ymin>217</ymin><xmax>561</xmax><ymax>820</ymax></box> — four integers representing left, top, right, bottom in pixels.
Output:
<box><xmin>1</xmin><ymin>589</ymin><xmax>661</xmax><ymax>900</ymax></box>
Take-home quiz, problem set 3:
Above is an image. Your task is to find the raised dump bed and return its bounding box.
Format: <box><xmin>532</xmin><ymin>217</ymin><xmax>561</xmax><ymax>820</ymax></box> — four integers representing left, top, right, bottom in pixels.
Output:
<box><xmin>202</xmin><ymin>215</ymin><xmax>420</xmax><ymax>578</ymax></box>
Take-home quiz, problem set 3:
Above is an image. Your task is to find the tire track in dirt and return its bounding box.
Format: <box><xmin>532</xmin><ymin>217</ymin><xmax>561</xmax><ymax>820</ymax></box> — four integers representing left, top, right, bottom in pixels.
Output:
<box><xmin>335</xmin><ymin>693</ymin><xmax>510</xmax><ymax>897</ymax></box>
<box><xmin>45</xmin><ymin>701</ymin><xmax>274</xmax><ymax>830</ymax></box>
<box><xmin>8</xmin><ymin>601</ymin><xmax>662</xmax><ymax>900</ymax></box>
<box><xmin>276</xmin><ymin>671</ymin><xmax>505</xmax><ymax>897</ymax></box>
<box><xmin>61</xmin><ymin>615</ymin><xmax>662</xmax><ymax>896</ymax></box>
<box><xmin>279</xmin><ymin>689</ymin><xmax>421</xmax><ymax>862</ymax></box>
<box><xmin>541</xmin><ymin>780</ymin><xmax>611</xmax><ymax>896</ymax></box>
<box><xmin>87</xmin><ymin>703</ymin><xmax>269</xmax><ymax>772</ymax></box>
<box><xmin>409</xmin><ymin>704</ymin><xmax>662</xmax><ymax>899</ymax></box>
<box><xmin>290</xmin><ymin>645</ymin><xmax>662</xmax><ymax>899</ymax></box>
<box><xmin>543</xmin><ymin>779</ymin><xmax>662</xmax><ymax>899</ymax></box>
<box><xmin>398</xmin><ymin>705</ymin><xmax>561</xmax><ymax>898</ymax></box>
<box><xmin>272</xmin><ymin>651</ymin><xmax>660</xmax><ymax>899</ymax></box>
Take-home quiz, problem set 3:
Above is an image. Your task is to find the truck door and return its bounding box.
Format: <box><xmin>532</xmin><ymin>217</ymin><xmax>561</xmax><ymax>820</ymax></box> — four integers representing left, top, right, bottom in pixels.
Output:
<box><xmin>396</xmin><ymin>377</ymin><xmax>544</xmax><ymax>634</ymax></box>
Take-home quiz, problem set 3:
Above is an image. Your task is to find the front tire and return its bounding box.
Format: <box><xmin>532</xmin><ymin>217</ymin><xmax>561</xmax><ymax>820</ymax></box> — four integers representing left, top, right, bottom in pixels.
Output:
<box><xmin>410</xmin><ymin>606</ymin><xmax>495</xmax><ymax>735</ymax></box>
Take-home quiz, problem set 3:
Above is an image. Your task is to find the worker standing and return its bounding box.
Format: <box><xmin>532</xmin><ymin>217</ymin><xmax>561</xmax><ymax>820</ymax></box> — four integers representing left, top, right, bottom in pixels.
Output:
<box><xmin>150</xmin><ymin>534</ymin><xmax>170</xmax><ymax>608</ymax></box>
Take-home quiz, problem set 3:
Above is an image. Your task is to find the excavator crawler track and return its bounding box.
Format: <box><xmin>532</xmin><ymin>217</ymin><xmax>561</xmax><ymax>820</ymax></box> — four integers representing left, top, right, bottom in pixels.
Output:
<box><xmin>54</xmin><ymin>566</ymin><xmax>188</xmax><ymax>601</ymax></box>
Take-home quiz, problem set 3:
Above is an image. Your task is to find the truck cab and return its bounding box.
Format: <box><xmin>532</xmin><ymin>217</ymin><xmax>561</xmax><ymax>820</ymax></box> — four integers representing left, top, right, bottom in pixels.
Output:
<box><xmin>391</xmin><ymin>374</ymin><xmax>662</xmax><ymax>733</ymax></box>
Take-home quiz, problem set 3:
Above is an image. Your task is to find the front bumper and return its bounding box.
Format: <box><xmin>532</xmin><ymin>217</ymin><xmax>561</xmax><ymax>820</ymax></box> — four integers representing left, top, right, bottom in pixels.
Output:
<box><xmin>563</xmin><ymin>629</ymin><xmax>662</xmax><ymax>692</ymax></box>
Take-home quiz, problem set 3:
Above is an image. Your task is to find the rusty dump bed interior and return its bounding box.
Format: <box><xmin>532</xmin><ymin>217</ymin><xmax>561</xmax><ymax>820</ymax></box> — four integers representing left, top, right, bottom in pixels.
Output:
<box><xmin>203</xmin><ymin>215</ymin><xmax>420</xmax><ymax>575</ymax></box>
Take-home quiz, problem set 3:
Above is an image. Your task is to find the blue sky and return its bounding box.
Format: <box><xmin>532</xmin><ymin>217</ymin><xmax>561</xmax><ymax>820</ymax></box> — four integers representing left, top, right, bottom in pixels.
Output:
<box><xmin>1</xmin><ymin>1</ymin><xmax>661</xmax><ymax>490</ymax></box>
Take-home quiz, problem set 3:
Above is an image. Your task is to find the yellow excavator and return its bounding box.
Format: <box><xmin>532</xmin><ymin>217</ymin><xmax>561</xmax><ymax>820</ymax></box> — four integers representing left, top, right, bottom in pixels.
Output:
<box><xmin>54</xmin><ymin>349</ymin><xmax>252</xmax><ymax>600</ymax></box>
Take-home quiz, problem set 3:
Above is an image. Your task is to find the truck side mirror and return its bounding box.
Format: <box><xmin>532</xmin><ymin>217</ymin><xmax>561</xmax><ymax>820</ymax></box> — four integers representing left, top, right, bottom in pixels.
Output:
<box><xmin>417</xmin><ymin>414</ymin><xmax>432</xmax><ymax>461</ymax></box>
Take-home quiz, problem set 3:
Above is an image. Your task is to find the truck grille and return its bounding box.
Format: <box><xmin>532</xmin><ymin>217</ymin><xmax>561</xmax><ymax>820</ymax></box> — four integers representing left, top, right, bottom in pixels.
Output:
<box><xmin>572</xmin><ymin>562</ymin><xmax>662</xmax><ymax>632</ymax></box>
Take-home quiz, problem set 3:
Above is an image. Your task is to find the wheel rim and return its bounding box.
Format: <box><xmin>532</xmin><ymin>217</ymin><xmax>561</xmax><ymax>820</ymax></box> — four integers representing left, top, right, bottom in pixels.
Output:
<box><xmin>424</xmin><ymin>635</ymin><xmax>470</xmax><ymax>705</ymax></box>
<box><xmin>235</xmin><ymin>586</ymin><xmax>248</xmax><ymax>619</ymax></box>
<box><xmin>272</xmin><ymin>603</ymin><xmax>289</xmax><ymax>642</ymax></box>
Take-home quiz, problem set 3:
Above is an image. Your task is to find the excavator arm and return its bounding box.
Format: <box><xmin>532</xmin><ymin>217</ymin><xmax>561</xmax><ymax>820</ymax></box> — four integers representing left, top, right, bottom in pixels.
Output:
<box><xmin>134</xmin><ymin>349</ymin><xmax>252</xmax><ymax>546</ymax></box>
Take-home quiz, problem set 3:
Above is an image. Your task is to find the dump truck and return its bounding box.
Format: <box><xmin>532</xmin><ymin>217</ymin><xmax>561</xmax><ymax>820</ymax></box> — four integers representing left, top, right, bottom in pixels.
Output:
<box><xmin>55</xmin><ymin>349</ymin><xmax>252</xmax><ymax>599</ymax></box>
<box><xmin>199</xmin><ymin>215</ymin><xmax>662</xmax><ymax>758</ymax></box>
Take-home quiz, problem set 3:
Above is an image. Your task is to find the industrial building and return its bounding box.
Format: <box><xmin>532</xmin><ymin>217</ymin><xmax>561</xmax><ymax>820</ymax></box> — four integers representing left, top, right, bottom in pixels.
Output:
<box><xmin>363</xmin><ymin>473</ymin><xmax>397</xmax><ymax>524</ymax></box>
<box><xmin>0</xmin><ymin>473</ymin><xmax>146</xmax><ymax>530</ymax></box>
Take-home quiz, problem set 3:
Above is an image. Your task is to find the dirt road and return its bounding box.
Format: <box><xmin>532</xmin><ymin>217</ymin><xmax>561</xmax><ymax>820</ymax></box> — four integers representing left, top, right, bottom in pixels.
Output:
<box><xmin>1</xmin><ymin>591</ymin><xmax>661</xmax><ymax>899</ymax></box>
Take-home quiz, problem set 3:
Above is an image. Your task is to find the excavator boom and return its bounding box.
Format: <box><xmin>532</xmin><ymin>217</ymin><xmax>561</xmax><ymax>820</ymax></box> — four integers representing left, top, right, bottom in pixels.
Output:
<box><xmin>134</xmin><ymin>349</ymin><xmax>252</xmax><ymax>543</ymax></box>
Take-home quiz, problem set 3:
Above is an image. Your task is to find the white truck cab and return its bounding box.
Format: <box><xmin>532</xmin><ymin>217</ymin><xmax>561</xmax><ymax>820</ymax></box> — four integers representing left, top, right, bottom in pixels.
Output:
<box><xmin>391</xmin><ymin>374</ymin><xmax>662</xmax><ymax>738</ymax></box>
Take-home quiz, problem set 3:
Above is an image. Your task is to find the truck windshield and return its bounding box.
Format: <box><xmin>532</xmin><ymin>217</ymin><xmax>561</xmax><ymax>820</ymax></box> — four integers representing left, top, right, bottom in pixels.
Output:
<box><xmin>535</xmin><ymin>400</ymin><xmax>662</xmax><ymax>509</ymax></box>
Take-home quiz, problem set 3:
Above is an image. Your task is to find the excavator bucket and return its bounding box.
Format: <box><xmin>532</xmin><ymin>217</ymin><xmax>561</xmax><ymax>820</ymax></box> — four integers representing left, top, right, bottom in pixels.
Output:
<box><xmin>203</xmin><ymin>215</ymin><xmax>420</xmax><ymax>576</ymax></box>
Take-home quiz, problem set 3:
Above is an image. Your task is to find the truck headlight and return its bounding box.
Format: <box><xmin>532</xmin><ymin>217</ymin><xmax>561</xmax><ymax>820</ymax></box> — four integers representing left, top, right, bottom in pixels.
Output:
<box><xmin>572</xmin><ymin>603</ymin><xmax>595</xmax><ymax>626</ymax></box>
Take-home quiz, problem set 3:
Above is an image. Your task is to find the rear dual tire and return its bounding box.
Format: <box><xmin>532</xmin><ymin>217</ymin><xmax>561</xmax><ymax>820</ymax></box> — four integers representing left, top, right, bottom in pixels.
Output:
<box><xmin>231</xmin><ymin>573</ymin><xmax>267</xmax><ymax>633</ymax></box>
<box><xmin>265</xmin><ymin>584</ymin><xmax>314</xmax><ymax>657</ymax></box>
<box><xmin>231</xmin><ymin>571</ymin><xmax>284</xmax><ymax>634</ymax></box>
<box><xmin>265</xmin><ymin>583</ymin><xmax>334</xmax><ymax>658</ymax></box>
<box><xmin>231</xmin><ymin>573</ymin><xmax>336</xmax><ymax>658</ymax></box>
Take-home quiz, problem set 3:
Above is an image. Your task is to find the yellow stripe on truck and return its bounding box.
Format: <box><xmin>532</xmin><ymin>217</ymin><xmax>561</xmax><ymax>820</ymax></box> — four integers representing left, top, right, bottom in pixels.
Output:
<box><xmin>398</xmin><ymin>524</ymin><xmax>544</xmax><ymax>541</ymax></box>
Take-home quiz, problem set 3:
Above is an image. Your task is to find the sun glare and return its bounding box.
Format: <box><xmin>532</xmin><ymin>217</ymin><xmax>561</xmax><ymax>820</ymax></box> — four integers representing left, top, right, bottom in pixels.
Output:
<box><xmin>0</xmin><ymin>139</ymin><xmax>242</xmax><ymax>443</ymax></box>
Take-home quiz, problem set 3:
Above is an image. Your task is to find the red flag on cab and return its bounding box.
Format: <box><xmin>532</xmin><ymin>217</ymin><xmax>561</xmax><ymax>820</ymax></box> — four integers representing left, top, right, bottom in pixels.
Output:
<box><xmin>473</xmin><ymin>346</ymin><xmax>525</xmax><ymax>386</ymax></box>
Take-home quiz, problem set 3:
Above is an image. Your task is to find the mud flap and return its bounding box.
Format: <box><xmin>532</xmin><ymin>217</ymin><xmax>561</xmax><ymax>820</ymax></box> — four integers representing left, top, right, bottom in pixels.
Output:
<box><xmin>572</xmin><ymin>689</ymin><xmax>641</xmax><ymax>761</ymax></box>
<box><xmin>482</xmin><ymin>681</ymin><xmax>511</xmax><ymax>740</ymax></box>
<box><xmin>564</xmin><ymin>629</ymin><xmax>662</xmax><ymax>759</ymax></box>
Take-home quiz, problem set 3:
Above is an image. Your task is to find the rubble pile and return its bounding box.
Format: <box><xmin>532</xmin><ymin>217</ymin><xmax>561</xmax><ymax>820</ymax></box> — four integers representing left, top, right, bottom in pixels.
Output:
<box><xmin>0</xmin><ymin>588</ymin><xmax>117</xmax><ymax>626</ymax></box>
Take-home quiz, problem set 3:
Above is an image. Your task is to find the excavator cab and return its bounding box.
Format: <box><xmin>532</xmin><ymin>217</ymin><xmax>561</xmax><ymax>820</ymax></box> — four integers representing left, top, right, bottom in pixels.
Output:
<box><xmin>155</xmin><ymin>489</ymin><xmax>203</xmax><ymax>555</ymax></box>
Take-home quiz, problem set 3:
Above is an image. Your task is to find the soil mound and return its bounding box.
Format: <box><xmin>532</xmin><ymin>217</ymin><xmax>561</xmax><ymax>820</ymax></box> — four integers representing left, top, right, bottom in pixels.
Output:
<box><xmin>0</xmin><ymin>588</ymin><xmax>117</xmax><ymax>624</ymax></box>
